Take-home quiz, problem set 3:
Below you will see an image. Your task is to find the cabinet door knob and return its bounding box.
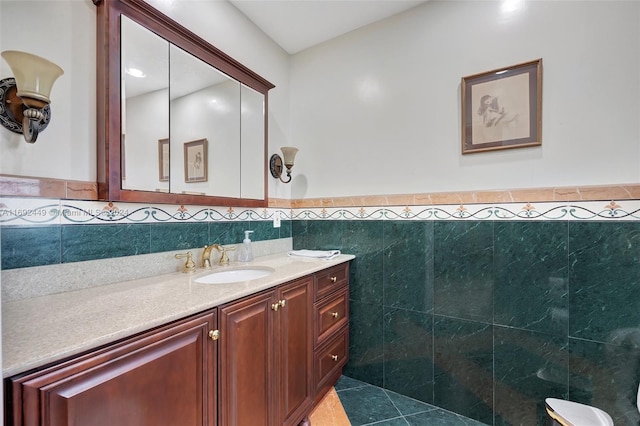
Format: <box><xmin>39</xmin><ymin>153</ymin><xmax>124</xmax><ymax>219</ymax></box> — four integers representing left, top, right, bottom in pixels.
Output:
<box><xmin>330</xmin><ymin>276</ymin><xmax>337</xmax><ymax>283</ymax></box>
<box><xmin>330</xmin><ymin>354</ymin><xmax>338</xmax><ymax>362</ymax></box>
<box><xmin>331</xmin><ymin>311</ymin><xmax>339</xmax><ymax>319</ymax></box>
<box><xmin>209</xmin><ymin>330</ymin><xmax>220</xmax><ymax>341</ymax></box>
<box><xmin>272</xmin><ymin>300</ymin><xmax>286</xmax><ymax>311</ymax></box>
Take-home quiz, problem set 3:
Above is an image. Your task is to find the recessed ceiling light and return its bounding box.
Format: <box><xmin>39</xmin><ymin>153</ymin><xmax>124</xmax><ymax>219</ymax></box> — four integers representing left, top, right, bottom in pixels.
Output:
<box><xmin>126</xmin><ymin>67</ymin><xmax>146</xmax><ymax>78</ymax></box>
<box><xmin>501</xmin><ymin>0</ymin><xmax>523</xmax><ymax>14</ymax></box>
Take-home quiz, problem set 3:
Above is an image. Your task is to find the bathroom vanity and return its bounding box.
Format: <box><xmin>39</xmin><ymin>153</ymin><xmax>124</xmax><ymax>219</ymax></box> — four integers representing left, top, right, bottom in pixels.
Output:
<box><xmin>3</xmin><ymin>253</ymin><xmax>353</xmax><ymax>425</ymax></box>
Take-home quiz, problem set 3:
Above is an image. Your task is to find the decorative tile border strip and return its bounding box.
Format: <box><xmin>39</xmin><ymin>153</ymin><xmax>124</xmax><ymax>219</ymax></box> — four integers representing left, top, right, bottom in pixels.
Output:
<box><xmin>2</xmin><ymin>197</ymin><xmax>640</xmax><ymax>226</ymax></box>
<box><xmin>0</xmin><ymin>198</ymin><xmax>62</xmax><ymax>225</ymax></box>
<box><xmin>0</xmin><ymin>198</ymin><xmax>291</xmax><ymax>226</ymax></box>
<box><xmin>291</xmin><ymin>200</ymin><xmax>640</xmax><ymax>221</ymax></box>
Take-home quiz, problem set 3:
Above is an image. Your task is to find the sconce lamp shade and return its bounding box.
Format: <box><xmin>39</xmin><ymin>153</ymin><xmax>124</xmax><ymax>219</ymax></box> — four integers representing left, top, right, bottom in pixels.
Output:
<box><xmin>269</xmin><ymin>146</ymin><xmax>299</xmax><ymax>183</ymax></box>
<box><xmin>1</xmin><ymin>50</ymin><xmax>64</xmax><ymax>106</ymax></box>
<box><xmin>280</xmin><ymin>147</ymin><xmax>298</xmax><ymax>168</ymax></box>
<box><xmin>0</xmin><ymin>50</ymin><xmax>64</xmax><ymax>143</ymax></box>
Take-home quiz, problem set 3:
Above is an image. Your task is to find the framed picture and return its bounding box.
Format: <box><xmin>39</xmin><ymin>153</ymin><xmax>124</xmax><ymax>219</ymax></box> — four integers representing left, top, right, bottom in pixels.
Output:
<box><xmin>184</xmin><ymin>138</ymin><xmax>208</xmax><ymax>183</ymax></box>
<box><xmin>158</xmin><ymin>138</ymin><xmax>169</xmax><ymax>182</ymax></box>
<box><xmin>461</xmin><ymin>59</ymin><xmax>542</xmax><ymax>154</ymax></box>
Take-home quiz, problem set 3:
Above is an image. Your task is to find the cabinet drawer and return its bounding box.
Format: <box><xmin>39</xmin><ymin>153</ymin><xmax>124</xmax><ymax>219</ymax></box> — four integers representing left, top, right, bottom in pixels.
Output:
<box><xmin>314</xmin><ymin>327</ymin><xmax>348</xmax><ymax>393</ymax></box>
<box><xmin>314</xmin><ymin>263</ymin><xmax>349</xmax><ymax>300</ymax></box>
<box><xmin>314</xmin><ymin>287</ymin><xmax>349</xmax><ymax>347</ymax></box>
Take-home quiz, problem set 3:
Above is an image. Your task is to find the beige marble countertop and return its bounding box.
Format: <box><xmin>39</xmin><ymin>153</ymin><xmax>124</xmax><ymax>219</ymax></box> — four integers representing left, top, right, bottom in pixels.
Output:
<box><xmin>2</xmin><ymin>252</ymin><xmax>354</xmax><ymax>378</ymax></box>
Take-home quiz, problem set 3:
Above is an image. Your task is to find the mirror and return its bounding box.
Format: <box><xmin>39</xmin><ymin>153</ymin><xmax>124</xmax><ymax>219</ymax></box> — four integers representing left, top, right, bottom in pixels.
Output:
<box><xmin>96</xmin><ymin>0</ymin><xmax>274</xmax><ymax>207</ymax></box>
<box><xmin>240</xmin><ymin>84</ymin><xmax>266</xmax><ymax>200</ymax></box>
<box><xmin>168</xmin><ymin>43</ymin><xmax>241</xmax><ymax>198</ymax></box>
<box><xmin>121</xmin><ymin>16</ymin><xmax>169</xmax><ymax>193</ymax></box>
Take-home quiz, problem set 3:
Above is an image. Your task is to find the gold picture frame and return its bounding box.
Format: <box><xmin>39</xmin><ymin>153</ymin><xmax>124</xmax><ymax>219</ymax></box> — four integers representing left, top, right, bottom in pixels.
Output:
<box><xmin>461</xmin><ymin>59</ymin><xmax>542</xmax><ymax>154</ymax></box>
<box><xmin>184</xmin><ymin>138</ymin><xmax>208</xmax><ymax>183</ymax></box>
<box><xmin>158</xmin><ymin>138</ymin><xmax>169</xmax><ymax>182</ymax></box>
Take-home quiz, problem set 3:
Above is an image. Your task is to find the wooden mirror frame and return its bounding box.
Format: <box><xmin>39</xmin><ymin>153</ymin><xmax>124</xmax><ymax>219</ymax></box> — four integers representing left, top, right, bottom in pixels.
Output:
<box><xmin>94</xmin><ymin>0</ymin><xmax>274</xmax><ymax>206</ymax></box>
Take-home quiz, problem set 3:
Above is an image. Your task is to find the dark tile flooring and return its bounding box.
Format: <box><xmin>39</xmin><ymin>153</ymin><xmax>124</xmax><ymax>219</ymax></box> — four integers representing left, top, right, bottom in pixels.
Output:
<box><xmin>335</xmin><ymin>376</ymin><xmax>488</xmax><ymax>426</ymax></box>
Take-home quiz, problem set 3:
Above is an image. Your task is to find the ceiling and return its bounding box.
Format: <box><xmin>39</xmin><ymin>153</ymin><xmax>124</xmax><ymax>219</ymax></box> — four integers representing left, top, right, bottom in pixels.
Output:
<box><xmin>123</xmin><ymin>0</ymin><xmax>431</xmax><ymax>99</ymax></box>
<box><xmin>227</xmin><ymin>0</ymin><xmax>430</xmax><ymax>55</ymax></box>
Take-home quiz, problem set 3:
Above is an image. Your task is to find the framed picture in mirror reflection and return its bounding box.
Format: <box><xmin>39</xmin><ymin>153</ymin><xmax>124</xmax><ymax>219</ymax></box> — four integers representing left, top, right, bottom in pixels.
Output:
<box><xmin>158</xmin><ymin>139</ymin><xmax>169</xmax><ymax>182</ymax></box>
<box><xmin>184</xmin><ymin>139</ymin><xmax>208</xmax><ymax>183</ymax></box>
<box><xmin>461</xmin><ymin>58</ymin><xmax>542</xmax><ymax>154</ymax></box>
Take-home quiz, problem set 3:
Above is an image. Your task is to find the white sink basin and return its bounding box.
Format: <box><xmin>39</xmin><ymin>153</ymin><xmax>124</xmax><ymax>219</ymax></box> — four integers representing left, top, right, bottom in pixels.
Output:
<box><xmin>193</xmin><ymin>267</ymin><xmax>275</xmax><ymax>284</ymax></box>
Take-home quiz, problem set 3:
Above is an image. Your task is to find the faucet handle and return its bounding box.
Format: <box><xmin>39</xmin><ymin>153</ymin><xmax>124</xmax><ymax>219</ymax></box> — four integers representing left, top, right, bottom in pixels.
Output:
<box><xmin>213</xmin><ymin>244</ymin><xmax>235</xmax><ymax>265</ymax></box>
<box><xmin>175</xmin><ymin>251</ymin><xmax>196</xmax><ymax>273</ymax></box>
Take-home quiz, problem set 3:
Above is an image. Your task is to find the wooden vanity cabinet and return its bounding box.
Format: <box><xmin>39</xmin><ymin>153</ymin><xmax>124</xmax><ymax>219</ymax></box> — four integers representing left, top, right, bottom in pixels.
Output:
<box><xmin>313</xmin><ymin>263</ymin><xmax>350</xmax><ymax>400</ymax></box>
<box><xmin>218</xmin><ymin>276</ymin><xmax>313</xmax><ymax>426</ymax></box>
<box><xmin>217</xmin><ymin>290</ymin><xmax>274</xmax><ymax>425</ymax></box>
<box><xmin>217</xmin><ymin>264</ymin><xmax>351</xmax><ymax>425</ymax></box>
<box><xmin>5</xmin><ymin>262</ymin><xmax>351</xmax><ymax>426</ymax></box>
<box><xmin>6</xmin><ymin>309</ymin><xmax>218</xmax><ymax>426</ymax></box>
<box><xmin>278</xmin><ymin>277</ymin><xmax>315</xmax><ymax>426</ymax></box>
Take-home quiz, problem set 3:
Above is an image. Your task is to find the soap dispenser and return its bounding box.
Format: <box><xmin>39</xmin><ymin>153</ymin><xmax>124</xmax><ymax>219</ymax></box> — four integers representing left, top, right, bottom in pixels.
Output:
<box><xmin>238</xmin><ymin>230</ymin><xmax>254</xmax><ymax>262</ymax></box>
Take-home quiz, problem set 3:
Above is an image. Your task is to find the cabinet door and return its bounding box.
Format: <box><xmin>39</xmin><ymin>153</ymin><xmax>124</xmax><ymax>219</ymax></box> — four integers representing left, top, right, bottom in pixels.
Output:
<box><xmin>10</xmin><ymin>310</ymin><xmax>217</xmax><ymax>426</ymax></box>
<box><xmin>218</xmin><ymin>290</ymin><xmax>276</xmax><ymax>426</ymax></box>
<box><xmin>277</xmin><ymin>277</ymin><xmax>313</xmax><ymax>426</ymax></box>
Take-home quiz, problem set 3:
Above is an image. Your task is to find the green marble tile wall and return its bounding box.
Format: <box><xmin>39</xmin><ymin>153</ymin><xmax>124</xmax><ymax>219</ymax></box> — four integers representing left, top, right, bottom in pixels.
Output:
<box><xmin>3</xmin><ymin>213</ymin><xmax>639</xmax><ymax>424</ymax></box>
<box><xmin>292</xmin><ymin>220</ymin><xmax>640</xmax><ymax>426</ymax></box>
<box><xmin>0</xmin><ymin>219</ymin><xmax>291</xmax><ymax>270</ymax></box>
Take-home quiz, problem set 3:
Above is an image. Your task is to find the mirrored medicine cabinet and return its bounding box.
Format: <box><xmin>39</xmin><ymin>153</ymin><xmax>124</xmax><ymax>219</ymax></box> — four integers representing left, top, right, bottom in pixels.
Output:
<box><xmin>95</xmin><ymin>0</ymin><xmax>274</xmax><ymax>207</ymax></box>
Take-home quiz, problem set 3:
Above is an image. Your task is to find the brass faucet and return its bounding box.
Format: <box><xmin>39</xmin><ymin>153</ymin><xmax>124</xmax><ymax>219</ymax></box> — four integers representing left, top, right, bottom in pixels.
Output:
<box><xmin>175</xmin><ymin>251</ymin><xmax>196</xmax><ymax>273</ymax></box>
<box><xmin>201</xmin><ymin>245</ymin><xmax>216</xmax><ymax>268</ymax></box>
<box><xmin>212</xmin><ymin>244</ymin><xmax>235</xmax><ymax>265</ymax></box>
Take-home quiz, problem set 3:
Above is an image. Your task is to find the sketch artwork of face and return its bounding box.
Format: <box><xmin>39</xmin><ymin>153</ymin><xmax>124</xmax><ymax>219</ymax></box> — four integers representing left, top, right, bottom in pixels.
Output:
<box><xmin>478</xmin><ymin>95</ymin><xmax>503</xmax><ymax>127</ymax></box>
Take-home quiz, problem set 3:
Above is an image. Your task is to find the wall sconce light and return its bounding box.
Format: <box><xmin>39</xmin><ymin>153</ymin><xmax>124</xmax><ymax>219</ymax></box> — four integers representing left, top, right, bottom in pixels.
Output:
<box><xmin>270</xmin><ymin>147</ymin><xmax>298</xmax><ymax>183</ymax></box>
<box><xmin>0</xmin><ymin>50</ymin><xmax>64</xmax><ymax>143</ymax></box>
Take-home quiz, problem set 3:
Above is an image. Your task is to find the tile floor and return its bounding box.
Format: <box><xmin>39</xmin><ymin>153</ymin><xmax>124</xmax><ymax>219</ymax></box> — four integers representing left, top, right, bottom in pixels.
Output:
<box><xmin>335</xmin><ymin>376</ymin><xmax>489</xmax><ymax>426</ymax></box>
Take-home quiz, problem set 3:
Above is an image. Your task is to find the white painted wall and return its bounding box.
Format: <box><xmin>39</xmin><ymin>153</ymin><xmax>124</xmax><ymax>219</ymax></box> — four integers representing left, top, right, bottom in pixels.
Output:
<box><xmin>0</xmin><ymin>0</ymin><xmax>96</xmax><ymax>181</ymax></box>
<box><xmin>290</xmin><ymin>0</ymin><xmax>640</xmax><ymax>198</ymax></box>
<box><xmin>123</xmin><ymin>89</ymin><xmax>170</xmax><ymax>192</ymax></box>
<box><xmin>1</xmin><ymin>0</ymin><xmax>639</xmax><ymax>200</ymax></box>
<box><xmin>170</xmin><ymin>81</ymin><xmax>241</xmax><ymax>197</ymax></box>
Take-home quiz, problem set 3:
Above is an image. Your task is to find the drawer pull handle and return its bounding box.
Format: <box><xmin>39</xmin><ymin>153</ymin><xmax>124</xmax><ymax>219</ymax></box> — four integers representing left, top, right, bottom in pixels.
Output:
<box><xmin>279</xmin><ymin>299</ymin><xmax>286</xmax><ymax>308</ymax></box>
<box><xmin>208</xmin><ymin>330</ymin><xmax>220</xmax><ymax>341</ymax></box>
<box><xmin>271</xmin><ymin>303</ymin><xmax>280</xmax><ymax>311</ymax></box>
<box><xmin>331</xmin><ymin>311</ymin><xmax>339</xmax><ymax>319</ymax></box>
<box><xmin>330</xmin><ymin>354</ymin><xmax>339</xmax><ymax>362</ymax></box>
<box><xmin>330</xmin><ymin>276</ymin><xmax>337</xmax><ymax>283</ymax></box>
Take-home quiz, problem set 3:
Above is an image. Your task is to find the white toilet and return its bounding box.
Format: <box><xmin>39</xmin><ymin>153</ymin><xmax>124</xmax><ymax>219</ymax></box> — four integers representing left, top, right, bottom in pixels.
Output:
<box><xmin>545</xmin><ymin>384</ymin><xmax>640</xmax><ymax>426</ymax></box>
